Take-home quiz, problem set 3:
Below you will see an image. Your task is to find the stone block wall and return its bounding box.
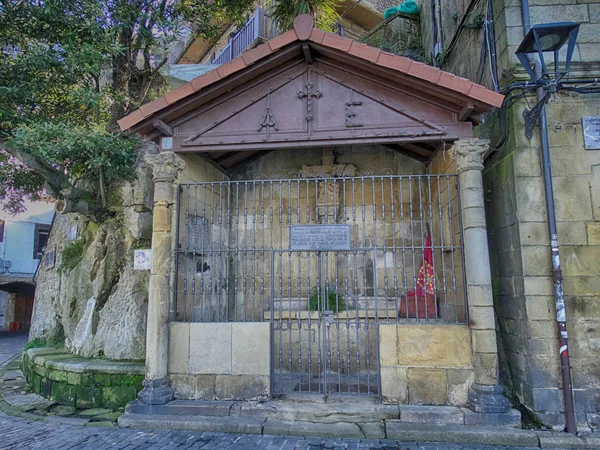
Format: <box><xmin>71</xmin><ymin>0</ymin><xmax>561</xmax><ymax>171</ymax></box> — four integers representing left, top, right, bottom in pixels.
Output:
<box><xmin>481</xmin><ymin>91</ymin><xmax>600</xmax><ymax>428</ymax></box>
<box><xmin>22</xmin><ymin>347</ymin><xmax>144</xmax><ymax>409</ymax></box>
<box><xmin>379</xmin><ymin>324</ymin><xmax>474</xmax><ymax>406</ymax></box>
<box><xmin>168</xmin><ymin>322</ymin><xmax>271</xmax><ymax>400</ymax></box>
<box><xmin>420</xmin><ymin>0</ymin><xmax>600</xmax><ymax>430</ymax></box>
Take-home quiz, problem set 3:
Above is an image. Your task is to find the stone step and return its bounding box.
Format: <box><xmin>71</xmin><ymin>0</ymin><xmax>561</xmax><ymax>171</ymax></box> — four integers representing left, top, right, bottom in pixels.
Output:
<box><xmin>118</xmin><ymin>413</ymin><xmax>265</xmax><ymax>434</ymax></box>
<box><xmin>125</xmin><ymin>399</ymin><xmax>234</xmax><ymax>417</ymax></box>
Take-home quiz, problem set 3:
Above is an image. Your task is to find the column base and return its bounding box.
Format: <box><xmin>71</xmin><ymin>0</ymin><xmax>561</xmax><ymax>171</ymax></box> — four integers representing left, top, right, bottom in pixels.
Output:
<box><xmin>468</xmin><ymin>383</ymin><xmax>510</xmax><ymax>413</ymax></box>
<box><xmin>137</xmin><ymin>378</ymin><xmax>174</xmax><ymax>405</ymax></box>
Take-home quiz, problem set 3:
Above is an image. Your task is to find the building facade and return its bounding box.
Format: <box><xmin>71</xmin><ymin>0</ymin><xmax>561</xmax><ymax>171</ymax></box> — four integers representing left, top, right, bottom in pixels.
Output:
<box><xmin>0</xmin><ymin>201</ymin><xmax>54</xmax><ymax>331</ymax></box>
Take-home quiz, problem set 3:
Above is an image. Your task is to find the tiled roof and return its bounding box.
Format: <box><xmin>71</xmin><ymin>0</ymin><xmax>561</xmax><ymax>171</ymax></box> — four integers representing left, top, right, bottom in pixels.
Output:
<box><xmin>119</xmin><ymin>15</ymin><xmax>503</xmax><ymax>132</ymax></box>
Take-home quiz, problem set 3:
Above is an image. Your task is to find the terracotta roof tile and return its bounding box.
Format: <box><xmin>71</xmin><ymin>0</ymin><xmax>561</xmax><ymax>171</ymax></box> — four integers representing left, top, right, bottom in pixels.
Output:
<box><xmin>376</xmin><ymin>51</ymin><xmax>411</xmax><ymax>73</ymax></box>
<box><xmin>309</xmin><ymin>28</ymin><xmax>326</xmax><ymax>44</ymax></box>
<box><xmin>165</xmin><ymin>83</ymin><xmax>194</xmax><ymax>105</ymax></box>
<box><xmin>118</xmin><ymin>109</ymin><xmax>143</xmax><ymax>131</ymax></box>
<box><xmin>322</xmin><ymin>32</ymin><xmax>352</xmax><ymax>52</ymax></box>
<box><xmin>242</xmin><ymin>42</ymin><xmax>272</xmax><ymax>66</ymax></box>
<box><xmin>348</xmin><ymin>41</ymin><xmax>380</xmax><ymax>63</ymax></box>
<box><xmin>268</xmin><ymin>29</ymin><xmax>298</xmax><ymax>51</ymax></box>
<box><xmin>217</xmin><ymin>57</ymin><xmax>246</xmax><ymax>79</ymax></box>
<box><xmin>294</xmin><ymin>14</ymin><xmax>314</xmax><ymax>40</ymax></box>
<box><xmin>408</xmin><ymin>62</ymin><xmax>441</xmax><ymax>84</ymax></box>
<box><xmin>468</xmin><ymin>83</ymin><xmax>504</xmax><ymax>108</ymax></box>
<box><xmin>191</xmin><ymin>68</ymin><xmax>221</xmax><ymax>92</ymax></box>
<box><xmin>118</xmin><ymin>15</ymin><xmax>503</xmax><ymax>132</ymax></box>
<box><xmin>139</xmin><ymin>96</ymin><xmax>168</xmax><ymax>118</ymax></box>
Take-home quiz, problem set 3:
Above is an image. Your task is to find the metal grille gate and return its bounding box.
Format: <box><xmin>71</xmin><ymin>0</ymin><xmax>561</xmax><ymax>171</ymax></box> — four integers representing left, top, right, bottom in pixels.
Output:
<box><xmin>174</xmin><ymin>174</ymin><xmax>467</xmax><ymax>397</ymax></box>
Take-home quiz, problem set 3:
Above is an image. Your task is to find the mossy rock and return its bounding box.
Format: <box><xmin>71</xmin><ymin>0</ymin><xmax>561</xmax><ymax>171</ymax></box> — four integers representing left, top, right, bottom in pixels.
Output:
<box><xmin>102</xmin><ymin>386</ymin><xmax>137</xmax><ymax>410</ymax></box>
<box><xmin>76</xmin><ymin>385</ymin><xmax>103</xmax><ymax>409</ymax></box>
<box><xmin>50</xmin><ymin>383</ymin><xmax>77</xmax><ymax>406</ymax></box>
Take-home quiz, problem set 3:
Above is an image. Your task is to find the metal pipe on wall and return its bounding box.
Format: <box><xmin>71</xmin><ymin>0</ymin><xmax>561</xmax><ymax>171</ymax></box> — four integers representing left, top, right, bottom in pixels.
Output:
<box><xmin>520</xmin><ymin>0</ymin><xmax>577</xmax><ymax>434</ymax></box>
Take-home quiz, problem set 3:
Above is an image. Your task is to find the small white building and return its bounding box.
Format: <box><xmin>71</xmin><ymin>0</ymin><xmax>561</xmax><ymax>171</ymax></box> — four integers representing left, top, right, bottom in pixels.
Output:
<box><xmin>0</xmin><ymin>200</ymin><xmax>55</xmax><ymax>331</ymax></box>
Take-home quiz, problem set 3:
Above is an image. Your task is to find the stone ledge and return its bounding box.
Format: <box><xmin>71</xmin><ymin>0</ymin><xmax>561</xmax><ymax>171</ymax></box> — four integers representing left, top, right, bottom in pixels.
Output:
<box><xmin>22</xmin><ymin>348</ymin><xmax>144</xmax><ymax>409</ymax></box>
<box><xmin>398</xmin><ymin>405</ymin><xmax>464</xmax><ymax>424</ymax></box>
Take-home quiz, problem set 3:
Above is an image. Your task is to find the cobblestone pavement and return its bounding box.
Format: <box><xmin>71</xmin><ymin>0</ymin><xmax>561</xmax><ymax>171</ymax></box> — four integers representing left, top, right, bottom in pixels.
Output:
<box><xmin>0</xmin><ymin>412</ymin><xmax>560</xmax><ymax>450</ymax></box>
<box><xmin>0</xmin><ymin>332</ymin><xmax>28</xmax><ymax>366</ymax></box>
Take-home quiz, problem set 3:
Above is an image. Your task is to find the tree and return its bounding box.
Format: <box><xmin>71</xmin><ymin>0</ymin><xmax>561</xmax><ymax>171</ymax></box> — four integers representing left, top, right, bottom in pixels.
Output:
<box><xmin>0</xmin><ymin>0</ymin><xmax>254</xmax><ymax>217</ymax></box>
<box><xmin>272</xmin><ymin>0</ymin><xmax>341</xmax><ymax>32</ymax></box>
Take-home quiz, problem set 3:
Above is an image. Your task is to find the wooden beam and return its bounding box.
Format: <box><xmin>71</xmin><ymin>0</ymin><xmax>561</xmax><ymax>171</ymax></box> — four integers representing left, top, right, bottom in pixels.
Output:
<box><xmin>459</xmin><ymin>103</ymin><xmax>475</xmax><ymax>121</ymax></box>
<box><xmin>302</xmin><ymin>43</ymin><xmax>313</xmax><ymax>64</ymax></box>
<box><xmin>153</xmin><ymin>119</ymin><xmax>173</xmax><ymax>136</ymax></box>
<box><xmin>215</xmin><ymin>151</ymin><xmax>237</xmax><ymax>163</ymax></box>
<box><xmin>401</xmin><ymin>142</ymin><xmax>435</xmax><ymax>157</ymax></box>
<box><xmin>198</xmin><ymin>153</ymin><xmax>229</xmax><ymax>176</ymax></box>
<box><xmin>226</xmin><ymin>150</ymin><xmax>274</xmax><ymax>174</ymax></box>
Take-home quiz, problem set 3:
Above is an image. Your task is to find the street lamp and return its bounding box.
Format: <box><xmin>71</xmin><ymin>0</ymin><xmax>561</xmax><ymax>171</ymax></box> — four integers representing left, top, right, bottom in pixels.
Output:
<box><xmin>515</xmin><ymin>22</ymin><xmax>580</xmax><ymax>88</ymax></box>
<box><xmin>515</xmin><ymin>22</ymin><xmax>581</xmax><ymax>434</ymax></box>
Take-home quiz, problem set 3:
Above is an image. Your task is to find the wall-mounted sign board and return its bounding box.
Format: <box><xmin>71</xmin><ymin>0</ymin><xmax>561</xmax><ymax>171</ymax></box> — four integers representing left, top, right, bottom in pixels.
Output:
<box><xmin>134</xmin><ymin>249</ymin><xmax>152</xmax><ymax>270</ymax></box>
<box><xmin>290</xmin><ymin>225</ymin><xmax>351</xmax><ymax>251</ymax></box>
<box><xmin>583</xmin><ymin>116</ymin><xmax>600</xmax><ymax>150</ymax></box>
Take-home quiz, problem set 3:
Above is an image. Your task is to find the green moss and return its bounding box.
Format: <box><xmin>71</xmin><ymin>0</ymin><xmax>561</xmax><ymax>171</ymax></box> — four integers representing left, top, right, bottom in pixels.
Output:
<box><xmin>23</xmin><ymin>338</ymin><xmax>46</xmax><ymax>351</ymax></box>
<box><xmin>76</xmin><ymin>385</ymin><xmax>102</xmax><ymax>409</ymax></box>
<box><xmin>102</xmin><ymin>386</ymin><xmax>137</xmax><ymax>409</ymax></box>
<box><xmin>50</xmin><ymin>383</ymin><xmax>77</xmax><ymax>406</ymax></box>
<box><xmin>115</xmin><ymin>374</ymin><xmax>144</xmax><ymax>387</ymax></box>
<box><xmin>59</xmin><ymin>238</ymin><xmax>86</xmax><ymax>272</ymax></box>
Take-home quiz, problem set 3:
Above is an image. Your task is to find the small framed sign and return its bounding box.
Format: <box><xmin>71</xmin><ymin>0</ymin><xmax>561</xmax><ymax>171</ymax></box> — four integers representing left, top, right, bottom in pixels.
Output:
<box><xmin>582</xmin><ymin>116</ymin><xmax>600</xmax><ymax>150</ymax></box>
<box><xmin>134</xmin><ymin>249</ymin><xmax>152</xmax><ymax>270</ymax></box>
<box><xmin>44</xmin><ymin>248</ymin><xmax>56</xmax><ymax>270</ymax></box>
<box><xmin>69</xmin><ymin>224</ymin><xmax>78</xmax><ymax>241</ymax></box>
<box><xmin>161</xmin><ymin>137</ymin><xmax>173</xmax><ymax>150</ymax></box>
<box><xmin>290</xmin><ymin>225</ymin><xmax>351</xmax><ymax>251</ymax></box>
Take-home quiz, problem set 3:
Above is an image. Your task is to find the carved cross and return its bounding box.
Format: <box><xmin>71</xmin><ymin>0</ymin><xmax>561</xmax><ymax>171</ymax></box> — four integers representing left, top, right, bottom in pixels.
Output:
<box><xmin>297</xmin><ymin>81</ymin><xmax>322</xmax><ymax>122</ymax></box>
<box><xmin>345</xmin><ymin>90</ymin><xmax>363</xmax><ymax>128</ymax></box>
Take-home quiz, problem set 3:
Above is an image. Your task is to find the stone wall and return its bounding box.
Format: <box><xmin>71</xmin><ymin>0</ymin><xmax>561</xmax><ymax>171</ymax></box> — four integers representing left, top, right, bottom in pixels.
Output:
<box><xmin>482</xmin><ymin>91</ymin><xmax>600</xmax><ymax>429</ymax></box>
<box><xmin>361</xmin><ymin>13</ymin><xmax>425</xmax><ymax>62</ymax></box>
<box><xmin>380</xmin><ymin>324</ymin><xmax>473</xmax><ymax>406</ymax></box>
<box><xmin>422</xmin><ymin>0</ymin><xmax>600</xmax><ymax>430</ymax></box>
<box><xmin>22</xmin><ymin>347</ymin><xmax>144</xmax><ymax>409</ymax></box>
<box><xmin>30</xmin><ymin>150</ymin><xmax>156</xmax><ymax>360</ymax></box>
<box><xmin>168</xmin><ymin>322</ymin><xmax>270</xmax><ymax>400</ymax></box>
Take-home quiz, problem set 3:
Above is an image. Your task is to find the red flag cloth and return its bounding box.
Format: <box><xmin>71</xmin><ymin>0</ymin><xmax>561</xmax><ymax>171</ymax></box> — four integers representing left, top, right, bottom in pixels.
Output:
<box><xmin>401</xmin><ymin>233</ymin><xmax>437</xmax><ymax>319</ymax></box>
<box><xmin>408</xmin><ymin>233</ymin><xmax>435</xmax><ymax>297</ymax></box>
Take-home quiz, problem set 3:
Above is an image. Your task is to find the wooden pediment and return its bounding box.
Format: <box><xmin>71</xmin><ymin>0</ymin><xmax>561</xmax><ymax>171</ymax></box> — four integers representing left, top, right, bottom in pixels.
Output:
<box><xmin>171</xmin><ymin>60</ymin><xmax>472</xmax><ymax>153</ymax></box>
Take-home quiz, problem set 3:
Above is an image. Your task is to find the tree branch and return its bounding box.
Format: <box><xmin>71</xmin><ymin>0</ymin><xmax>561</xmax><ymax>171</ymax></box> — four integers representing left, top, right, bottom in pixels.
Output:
<box><xmin>0</xmin><ymin>142</ymin><xmax>95</xmax><ymax>216</ymax></box>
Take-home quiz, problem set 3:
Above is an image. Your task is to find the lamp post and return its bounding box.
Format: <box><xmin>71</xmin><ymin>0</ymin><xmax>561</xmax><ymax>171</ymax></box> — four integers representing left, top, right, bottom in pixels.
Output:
<box><xmin>515</xmin><ymin>22</ymin><xmax>580</xmax><ymax>434</ymax></box>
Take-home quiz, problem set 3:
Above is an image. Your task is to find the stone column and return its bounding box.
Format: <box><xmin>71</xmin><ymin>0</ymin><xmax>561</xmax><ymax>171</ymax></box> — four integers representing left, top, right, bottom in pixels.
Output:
<box><xmin>137</xmin><ymin>151</ymin><xmax>185</xmax><ymax>405</ymax></box>
<box><xmin>450</xmin><ymin>138</ymin><xmax>509</xmax><ymax>413</ymax></box>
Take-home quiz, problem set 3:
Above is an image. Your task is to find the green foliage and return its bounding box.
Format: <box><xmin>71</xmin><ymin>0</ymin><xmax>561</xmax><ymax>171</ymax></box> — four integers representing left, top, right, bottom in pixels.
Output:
<box><xmin>272</xmin><ymin>0</ymin><xmax>341</xmax><ymax>32</ymax></box>
<box><xmin>0</xmin><ymin>0</ymin><xmax>255</xmax><ymax>215</ymax></box>
<box><xmin>309</xmin><ymin>288</ymin><xmax>348</xmax><ymax>312</ymax></box>
<box><xmin>24</xmin><ymin>338</ymin><xmax>47</xmax><ymax>351</ymax></box>
<box><xmin>59</xmin><ymin>239</ymin><xmax>86</xmax><ymax>272</ymax></box>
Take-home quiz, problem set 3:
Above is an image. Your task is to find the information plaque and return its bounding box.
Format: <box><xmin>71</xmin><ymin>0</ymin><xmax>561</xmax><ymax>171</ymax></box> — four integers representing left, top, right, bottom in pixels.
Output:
<box><xmin>582</xmin><ymin>116</ymin><xmax>600</xmax><ymax>150</ymax></box>
<box><xmin>290</xmin><ymin>225</ymin><xmax>351</xmax><ymax>251</ymax></box>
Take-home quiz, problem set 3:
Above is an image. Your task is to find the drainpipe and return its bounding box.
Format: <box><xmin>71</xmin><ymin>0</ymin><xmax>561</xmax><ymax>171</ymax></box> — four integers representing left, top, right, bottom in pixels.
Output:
<box><xmin>520</xmin><ymin>0</ymin><xmax>577</xmax><ymax>434</ymax></box>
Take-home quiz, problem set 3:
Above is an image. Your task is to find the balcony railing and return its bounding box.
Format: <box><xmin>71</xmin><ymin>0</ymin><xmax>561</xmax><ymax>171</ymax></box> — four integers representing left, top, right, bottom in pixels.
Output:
<box><xmin>212</xmin><ymin>8</ymin><xmax>276</xmax><ymax>65</ymax></box>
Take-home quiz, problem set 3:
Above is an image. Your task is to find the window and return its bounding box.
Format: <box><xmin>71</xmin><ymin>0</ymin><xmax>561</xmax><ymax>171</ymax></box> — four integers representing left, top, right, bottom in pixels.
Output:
<box><xmin>33</xmin><ymin>224</ymin><xmax>51</xmax><ymax>260</ymax></box>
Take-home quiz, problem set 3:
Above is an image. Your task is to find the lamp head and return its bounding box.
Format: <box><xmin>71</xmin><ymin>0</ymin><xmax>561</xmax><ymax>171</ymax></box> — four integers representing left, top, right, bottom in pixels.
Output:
<box><xmin>515</xmin><ymin>22</ymin><xmax>580</xmax><ymax>83</ymax></box>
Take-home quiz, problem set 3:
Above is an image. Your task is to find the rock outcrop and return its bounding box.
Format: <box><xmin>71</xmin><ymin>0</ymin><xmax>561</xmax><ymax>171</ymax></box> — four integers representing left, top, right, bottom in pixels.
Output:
<box><xmin>29</xmin><ymin>148</ymin><xmax>156</xmax><ymax>360</ymax></box>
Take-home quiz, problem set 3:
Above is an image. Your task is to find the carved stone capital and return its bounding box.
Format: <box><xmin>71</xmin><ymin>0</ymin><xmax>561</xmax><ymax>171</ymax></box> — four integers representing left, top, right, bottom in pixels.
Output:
<box><xmin>147</xmin><ymin>151</ymin><xmax>185</xmax><ymax>184</ymax></box>
<box><xmin>449</xmin><ymin>139</ymin><xmax>491</xmax><ymax>173</ymax></box>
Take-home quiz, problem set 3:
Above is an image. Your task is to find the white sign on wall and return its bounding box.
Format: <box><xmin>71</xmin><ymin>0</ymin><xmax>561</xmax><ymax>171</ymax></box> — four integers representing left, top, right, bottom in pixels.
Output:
<box><xmin>69</xmin><ymin>224</ymin><xmax>78</xmax><ymax>241</ymax></box>
<box><xmin>134</xmin><ymin>249</ymin><xmax>152</xmax><ymax>270</ymax></box>
<box><xmin>582</xmin><ymin>116</ymin><xmax>600</xmax><ymax>150</ymax></box>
